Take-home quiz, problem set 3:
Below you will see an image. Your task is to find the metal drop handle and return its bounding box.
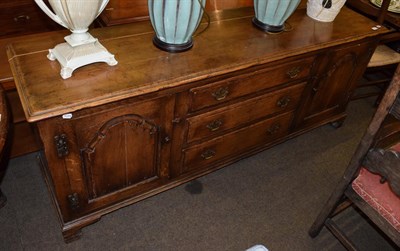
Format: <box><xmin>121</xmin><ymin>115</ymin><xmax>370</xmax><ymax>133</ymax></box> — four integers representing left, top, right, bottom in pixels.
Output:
<box><xmin>276</xmin><ymin>96</ymin><xmax>291</xmax><ymax>108</ymax></box>
<box><xmin>267</xmin><ymin>124</ymin><xmax>281</xmax><ymax>135</ymax></box>
<box><xmin>14</xmin><ymin>15</ymin><xmax>30</xmax><ymax>23</ymax></box>
<box><xmin>286</xmin><ymin>66</ymin><xmax>301</xmax><ymax>79</ymax></box>
<box><xmin>206</xmin><ymin>119</ymin><xmax>223</xmax><ymax>131</ymax></box>
<box><xmin>212</xmin><ymin>87</ymin><xmax>229</xmax><ymax>101</ymax></box>
<box><xmin>201</xmin><ymin>149</ymin><xmax>216</xmax><ymax>160</ymax></box>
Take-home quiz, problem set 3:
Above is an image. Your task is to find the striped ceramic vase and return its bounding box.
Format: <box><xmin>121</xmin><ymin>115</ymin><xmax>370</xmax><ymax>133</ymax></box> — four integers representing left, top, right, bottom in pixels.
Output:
<box><xmin>148</xmin><ymin>0</ymin><xmax>206</xmax><ymax>52</ymax></box>
<box><xmin>253</xmin><ymin>0</ymin><xmax>301</xmax><ymax>33</ymax></box>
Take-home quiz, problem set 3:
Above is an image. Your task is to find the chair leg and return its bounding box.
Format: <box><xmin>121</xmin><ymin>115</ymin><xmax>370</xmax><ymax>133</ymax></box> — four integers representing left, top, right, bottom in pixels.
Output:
<box><xmin>325</xmin><ymin>219</ymin><xmax>359</xmax><ymax>251</ymax></box>
<box><xmin>0</xmin><ymin>189</ymin><xmax>6</xmax><ymax>209</ymax></box>
<box><xmin>310</xmin><ymin>68</ymin><xmax>400</xmax><ymax>237</ymax></box>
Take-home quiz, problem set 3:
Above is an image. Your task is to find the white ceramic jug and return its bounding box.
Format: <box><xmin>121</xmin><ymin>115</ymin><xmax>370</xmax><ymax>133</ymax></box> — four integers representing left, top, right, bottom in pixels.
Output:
<box><xmin>34</xmin><ymin>0</ymin><xmax>117</xmax><ymax>79</ymax></box>
<box><xmin>35</xmin><ymin>0</ymin><xmax>109</xmax><ymax>45</ymax></box>
<box><xmin>307</xmin><ymin>0</ymin><xmax>346</xmax><ymax>22</ymax></box>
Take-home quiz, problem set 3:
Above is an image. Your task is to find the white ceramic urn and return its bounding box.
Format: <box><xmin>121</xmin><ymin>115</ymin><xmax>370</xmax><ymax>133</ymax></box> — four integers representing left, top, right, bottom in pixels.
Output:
<box><xmin>307</xmin><ymin>0</ymin><xmax>347</xmax><ymax>22</ymax></box>
<box><xmin>35</xmin><ymin>0</ymin><xmax>118</xmax><ymax>79</ymax></box>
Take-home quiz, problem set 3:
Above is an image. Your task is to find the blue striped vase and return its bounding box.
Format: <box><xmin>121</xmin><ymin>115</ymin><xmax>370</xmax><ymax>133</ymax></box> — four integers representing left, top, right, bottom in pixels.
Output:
<box><xmin>148</xmin><ymin>0</ymin><xmax>206</xmax><ymax>52</ymax></box>
<box><xmin>253</xmin><ymin>0</ymin><xmax>301</xmax><ymax>33</ymax></box>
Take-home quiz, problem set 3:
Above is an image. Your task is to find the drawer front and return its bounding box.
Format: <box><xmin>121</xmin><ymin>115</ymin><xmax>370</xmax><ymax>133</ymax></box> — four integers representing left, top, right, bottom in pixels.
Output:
<box><xmin>186</xmin><ymin>82</ymin><xmax>305</xmax><ymax>143</ymax></box>
<box><xmin>100</xmin><ymin>0</ymin><xmax>149</xmax><ymax>25</ymax></box>
<box><xmin>182</xmin><ymin>111</ymin><xmax>294</xmax><ymax>173</ymax></box>
<box><xmin>189</xmin><ymin>56</ymin><xmax>315</xmax><ymax>111</ymax></box>
<box><xmin>0</xmin><ymin>4</ymin><xmax>60</xmax><ymax>37</ymax></box>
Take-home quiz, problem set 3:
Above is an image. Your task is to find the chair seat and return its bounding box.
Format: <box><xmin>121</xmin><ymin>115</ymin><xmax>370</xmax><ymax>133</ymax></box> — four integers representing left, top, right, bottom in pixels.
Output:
<box><xmin>368</xmin><ymin>44</ymin><xmax>400</xmax><ymax>67</ymax></box>
<box><xmin>351</xmin><ymin>143</ymin><xmax>400</xmax><ymax>232</ymax></box>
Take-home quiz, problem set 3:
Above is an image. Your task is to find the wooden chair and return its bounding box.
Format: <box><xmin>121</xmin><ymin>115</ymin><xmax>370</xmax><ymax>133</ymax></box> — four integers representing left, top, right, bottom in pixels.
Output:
<box><xmin>347</xmin><ymin>0</ymin><xmax>400</xmax><ymax>102</ymax></box>
<box><xmin>0</xmin><ymin>86</ymin><xmax>10</xmax><ymax>209</ymax></box>
<box><xmin>309</xmin><ymin>64</ymin><xmax>400</xmax><ymax>249</ymax></box>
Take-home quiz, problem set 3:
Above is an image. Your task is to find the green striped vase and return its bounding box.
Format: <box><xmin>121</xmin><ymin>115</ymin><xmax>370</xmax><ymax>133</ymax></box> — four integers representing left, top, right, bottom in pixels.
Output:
<box><xmin>149</xmin><ymin>0</ymin><xmax>206</xmax><ymax>52</ymax></box>
<box><xmin>253</xmin><ymin>0</ymin><xmax>301</xmax><ymax>33</ymax></box>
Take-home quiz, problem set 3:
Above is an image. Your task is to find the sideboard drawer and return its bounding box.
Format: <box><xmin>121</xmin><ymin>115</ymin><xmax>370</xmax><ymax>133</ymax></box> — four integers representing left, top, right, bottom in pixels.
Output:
<box><xmin>182</xmin><ymin>111</ymin><xmax>294</xmax><ymax>173</ymax></box>
<box><xmin>99</xmin><ymin>0</ymin><xmax>149</xmax><ymax>26</ymax></box>
<box><xmin>189</xmin><ymin>56</ymin><xmax>315</xmax><ymax>112</ymax></box>
<box><xmin>186</xmin><ymin>82</ymin><xmax>306</xmax><ymax>144</ymax></box>
<box><xmin>0</xmin><ymin>3</ymin><xmax>60</xmax><ymax>37</ymax></box>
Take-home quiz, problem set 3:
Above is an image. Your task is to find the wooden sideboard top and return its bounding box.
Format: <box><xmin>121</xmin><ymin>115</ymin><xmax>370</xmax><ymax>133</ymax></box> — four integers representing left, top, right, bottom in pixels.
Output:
<box><xmin>0</xmin><ymin>1</ymin><xmax>309</xmax><ymax>85</ymax></box>
<box><xmin>7</xmin><ymin>6</ymin><xmax>388</xmax><ymax>122</ymax></box>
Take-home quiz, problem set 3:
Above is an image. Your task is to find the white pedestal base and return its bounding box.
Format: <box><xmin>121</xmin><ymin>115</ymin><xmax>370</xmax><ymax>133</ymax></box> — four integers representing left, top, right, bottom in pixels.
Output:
<box><xmin>47</xmin><ymin>40</ymin><xmax>118</xmax><ymax>79</ymax></box>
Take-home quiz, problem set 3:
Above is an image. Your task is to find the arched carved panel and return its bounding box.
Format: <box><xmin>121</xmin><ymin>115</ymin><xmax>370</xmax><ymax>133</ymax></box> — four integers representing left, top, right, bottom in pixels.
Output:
<box><xmin>81</xmin><ymin>114</ymin><xmax>159</xmax><ymax>199</ymax></box>
<box><xmin>305</xmin><ymin>52</ymin><xmax>358</xmax><ymax>117</ymax></box>
<box><xmin>293</xmin><ymin>41</ymin><xmax>376</xmax><ymax>129</ymax></box>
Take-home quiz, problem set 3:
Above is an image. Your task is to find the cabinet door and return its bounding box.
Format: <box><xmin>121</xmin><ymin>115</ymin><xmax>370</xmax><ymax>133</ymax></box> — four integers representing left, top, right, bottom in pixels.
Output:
<box><xmin>37</xmin><ymin>95</ymin><xmax>175</xmax><ymax>221</ymax></box>
<box><xmin>294</xmin><ymin>41</ymin><xmax>376</xmax><ymax>129</ymax></box>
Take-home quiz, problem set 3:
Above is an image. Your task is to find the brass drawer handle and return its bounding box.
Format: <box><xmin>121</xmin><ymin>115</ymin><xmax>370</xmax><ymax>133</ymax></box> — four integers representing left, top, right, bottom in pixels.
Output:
<box><xmin>206</xmin><ymin>119</ymin><xmax>223</xmax><ymax>131</ymax></box>
<box><xmin>14</xmin><ymin>15</ymin><xmax>30</xmax><ymax>23</ymax></box>
<box><xmin>212</xmin><ymin>87</ymin><xmax>229</xmax><ymax>101</ymax></box>
<box><xmin>267</xmin><ymin>124</ymin><xmax>281</xmax><ymax>135</ymax></box>
<box><xmin>201</xmin><ymin>149</ymin><xmax>216</xmax><ymax>160</ymax></box>
<box><xmin>276</xmin><ymin>96</ymin><xmax>291</xmax><ymax>108</ymax></box>
<box><xmin>286</xmin><ymin>66</ymin><xmax>301</xmax><ymax>79</ymax></box>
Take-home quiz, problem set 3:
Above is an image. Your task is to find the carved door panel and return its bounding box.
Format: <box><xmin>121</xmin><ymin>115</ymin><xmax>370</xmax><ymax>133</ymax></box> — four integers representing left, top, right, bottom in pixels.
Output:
<box><xmin>81</xmin><ymin>114</ymin><xmax>160</xmax><ymax>199</ymax></box>
<box><xmin>294</xmin><ymin>41</ymin><xmax>375</xmax><ymax>129</ymax></box>
<box><xmin>37</xmin><ymin>95</ymin><xmax>175</xmax><ymax>221</ymax></box>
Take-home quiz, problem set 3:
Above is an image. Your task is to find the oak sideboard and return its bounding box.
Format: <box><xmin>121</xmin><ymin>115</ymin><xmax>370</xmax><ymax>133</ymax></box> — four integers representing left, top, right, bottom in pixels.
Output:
<box><xmin>7</xmin><ymin>6</ymin><xmax>388</xmax><ymax>242</ymax></box>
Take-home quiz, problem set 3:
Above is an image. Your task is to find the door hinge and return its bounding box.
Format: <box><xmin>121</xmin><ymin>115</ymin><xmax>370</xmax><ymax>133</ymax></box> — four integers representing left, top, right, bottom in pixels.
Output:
<box><xmin>162</xmin><ymin>135</ymin><xmax>171</xmax><ymax>144</ymax></box>
<box><xmin>67</xmin><ymin>193</ymin><xmax>79</xmax><ymax>210</ymax></box>
<box><xmin>54</xmin><ymin>134</ymin><xmax>69</xmax><ymax>158</ymax></box>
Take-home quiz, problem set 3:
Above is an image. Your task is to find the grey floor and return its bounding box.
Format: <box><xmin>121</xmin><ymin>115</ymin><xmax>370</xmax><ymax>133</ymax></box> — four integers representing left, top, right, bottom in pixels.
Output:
<box><xmin>0</xmin><ymin>98</ymin><xmax>398</xmax><ymax>251</ymax></box>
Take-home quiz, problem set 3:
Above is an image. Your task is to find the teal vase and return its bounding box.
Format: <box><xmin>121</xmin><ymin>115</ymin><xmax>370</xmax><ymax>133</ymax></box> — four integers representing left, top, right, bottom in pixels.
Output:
<box><xmin>148</xmin><ymin>0</ymin><xmax>206</xmax><ymax>52</ymax></box>
<box><xmin>253</xmin><ymin>0</ymin><xmax>301</xmax><ymax>33</ymax></box>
